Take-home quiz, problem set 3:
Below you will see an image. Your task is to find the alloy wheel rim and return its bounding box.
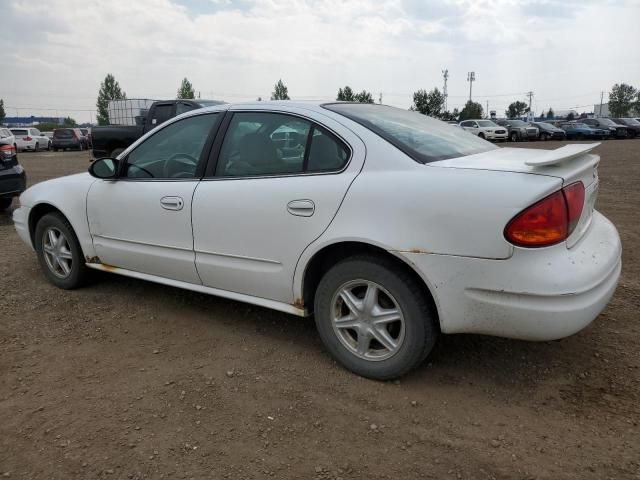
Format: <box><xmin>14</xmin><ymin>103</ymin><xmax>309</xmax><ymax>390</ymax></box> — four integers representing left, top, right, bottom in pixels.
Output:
<box><xmin>42</xmin><ymin>227</ymin><xmax>73</xmax><ymax>278</ymax></box>
<box><xmin>331</xmin><ymin>280</ymin><xmax>405</xmax><ymax>361</ymax></box>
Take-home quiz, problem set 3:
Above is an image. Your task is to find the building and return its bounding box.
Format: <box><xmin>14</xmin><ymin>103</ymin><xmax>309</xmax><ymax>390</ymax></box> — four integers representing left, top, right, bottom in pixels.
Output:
<box><xmin>594</xmin><ymin>102</ymin><xmax>640</xmax><ymax>118</ymax></box>
<box><xmin>2</xmin><ymin>116</ymin><xmax>65</xmax><ymax>127</ymax></box>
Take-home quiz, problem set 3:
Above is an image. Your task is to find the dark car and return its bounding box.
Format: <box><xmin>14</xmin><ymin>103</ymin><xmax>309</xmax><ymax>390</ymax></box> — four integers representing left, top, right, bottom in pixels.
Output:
<box><xmin>581</xmin><ymin>118</ymin><xmax>627</xmax><ymax>139</ymax></box>
<box><xmin>52</xmin><ymin>128</ymin><xmax>85</xmax><ymax>151</ymax></box>
<box><xmin>559</xmin><ymin>122</ymin><xmax>608</xmax><ymax>140</ymax></box>
<box><xmin>495</xmin><ymin>119</ymin><xmax>539</xmax><ymax>142</ymax></box>
<box><xmin>0</xmin><ymin>140</ymin><xmax>26</xmax><ymax>211</ymax></box>
<box><xmin>531</xmin><ymin>122</ymin><xmax>566</xmax><ymax>141</ymax></box>
<box><xmin>612</xmin><ymin>118</ymin><xmax>640</xmax><ymax>138</ymax></box>
<box><xmin>91</xmin><ymin>99</ymin><xmax>225</xmax><ymax>159</ymax></box>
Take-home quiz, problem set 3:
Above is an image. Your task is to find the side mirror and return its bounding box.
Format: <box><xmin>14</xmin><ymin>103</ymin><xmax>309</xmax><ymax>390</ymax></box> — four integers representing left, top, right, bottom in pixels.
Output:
<box><xmin>89</xmin><ymin>157</ymin><xmax>119</xmax><ymax>179</ymax></box>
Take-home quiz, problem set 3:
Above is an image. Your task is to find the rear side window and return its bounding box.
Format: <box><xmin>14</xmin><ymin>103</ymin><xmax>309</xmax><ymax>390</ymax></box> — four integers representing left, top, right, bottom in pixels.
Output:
<box><xmin>323</xmin><ymin>104</ymin><xmax>497</xmax><ymax>163</ymax></box>
<box><xmin>216</xmin><ymin>112</ymin><xmax>349</xmax><ymax>177</ymax></box>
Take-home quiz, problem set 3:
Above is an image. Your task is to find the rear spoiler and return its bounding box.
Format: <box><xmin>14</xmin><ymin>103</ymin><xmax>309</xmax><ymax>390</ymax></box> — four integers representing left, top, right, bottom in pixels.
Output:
<box><xmin>525</xmin><ymin>143</ymin><xmax>600</xmax><ymax>167</ymax></box>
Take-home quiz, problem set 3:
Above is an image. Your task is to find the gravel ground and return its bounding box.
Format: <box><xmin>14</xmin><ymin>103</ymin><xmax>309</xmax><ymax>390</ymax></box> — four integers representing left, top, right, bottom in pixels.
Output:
<box><xmin>1</xmin><ymin>141</ymin><xmax>639</xmax><ymax>480</ymax></box>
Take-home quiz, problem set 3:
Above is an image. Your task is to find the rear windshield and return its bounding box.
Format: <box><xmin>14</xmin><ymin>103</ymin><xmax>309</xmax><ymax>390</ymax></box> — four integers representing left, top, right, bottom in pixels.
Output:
<box><xmin>54</xmin><ymin>129</ymin><xmax>75</xmax><ymax>138</ymax></box>
<box><xmin>322</xmin><ymin>103</ymin><xmax>497</xmax><ymax>163</ymax></box>
<box><xmin>11</xmin><ymin>129</ymin><xmax>28</xmax><ymax>135</ymax></box>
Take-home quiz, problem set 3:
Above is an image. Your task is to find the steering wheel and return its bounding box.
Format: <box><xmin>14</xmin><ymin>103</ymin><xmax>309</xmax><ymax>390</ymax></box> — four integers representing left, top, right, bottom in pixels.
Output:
<box><xmin>163</xmin><ymin>153</ymin><xmax>198</xmax><ymax>178</ymax></box>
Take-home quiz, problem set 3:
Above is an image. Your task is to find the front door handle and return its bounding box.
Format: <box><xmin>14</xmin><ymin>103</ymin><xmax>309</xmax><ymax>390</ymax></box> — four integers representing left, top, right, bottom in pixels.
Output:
<box><xmin>160</xmin><ymin>196</ymin><xmax>184</xmax><ymax>211</ymax></box>
<box><xmin>287</xmin><ymin>199</ymin><xmax>315</xmax><ymax>217</ymax></box>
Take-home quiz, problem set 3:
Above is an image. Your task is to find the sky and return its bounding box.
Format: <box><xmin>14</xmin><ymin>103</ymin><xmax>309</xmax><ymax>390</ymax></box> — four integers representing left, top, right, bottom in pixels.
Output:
<box><xmin>1</xmin><ymin>0</ymin><xmax>639</xmax><ymax>123</ymax></box>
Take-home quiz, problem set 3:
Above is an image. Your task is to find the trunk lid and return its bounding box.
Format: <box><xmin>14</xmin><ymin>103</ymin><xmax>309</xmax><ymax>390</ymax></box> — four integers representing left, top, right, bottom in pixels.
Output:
<box><xmin>431</xmin><ymin>143</ymin><xmax>601</xmax><ymax>248</ymax></box>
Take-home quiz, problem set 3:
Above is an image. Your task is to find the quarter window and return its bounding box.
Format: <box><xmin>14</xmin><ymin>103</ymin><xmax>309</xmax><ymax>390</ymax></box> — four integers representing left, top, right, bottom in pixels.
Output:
<box><xmin>216</xmin><ymin>112</ymin><xmax>348</xmax><ymax>177</ymax></box>
<box><xmin>124</xmin><ymin>113</ymin><xmax>219</xmax><ymax>179</ymax></box>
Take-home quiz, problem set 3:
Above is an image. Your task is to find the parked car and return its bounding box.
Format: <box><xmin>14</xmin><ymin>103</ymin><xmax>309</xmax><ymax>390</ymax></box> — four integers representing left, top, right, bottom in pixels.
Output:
<box><xmin>530</xmin><ymin>122</ymin><xmax>566</xmax><ymax>141</ymax></box>
<box><xmin>91</xmin><ymin>99</ymin><xmax>225</xmax><ymax>158</ymax></box>
<box><xmin>80</xmin><ymin>128</ymin><xmax>92</xmax><ymax>148</ymax></box>
<box><xmin>52</xmin><ymin>128</ymin><xmax>85</xmax><ymax>151</ymax></box>
<box><xmin>0</xmin><ymin>139</ymin><xmax>26</xmax><ymax>210</ymax></box>
<box><xmin>10</xmin><ymin>127</ymin><xmax>51</xmax><ymax>151</ymax></box>
<box><xmin>560</xmin><ymin>122</ymin><xmax>608</xmax><ymax>140</ymax></box>
<box><xmin>611</xmin><ymin>118</ymin><xmax>640</xmax><ymax>138</ymax></box>
<box><xmin>459</xmin><ymin>119</ymin><xmax>508</xmax><ymax>141</ymax></box>
<box><xmin>0</xmin><ymin>128</ymin><xmax>17</xmax><ymax>153</ymax></box>
<box><xmin>581</xmin><ymin>118</ymin><xmax>627</xmax><ymax>139</ymax></box>
<box><xmin>13</xmin><ymin>102</ymin><xmax>621</xmax><ymax>380</ymax></box>
<box><xmin>496</xmin><ymin>120</ymin><xmax>539</xmax><ymax>142</ymax></box>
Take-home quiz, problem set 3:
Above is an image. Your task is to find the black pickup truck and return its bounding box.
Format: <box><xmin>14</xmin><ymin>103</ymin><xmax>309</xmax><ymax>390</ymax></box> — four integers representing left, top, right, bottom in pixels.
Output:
<box><xmin>91</xmin><ymin>99</ymin><xmax>225</xmax><ymax>158</ymax></box>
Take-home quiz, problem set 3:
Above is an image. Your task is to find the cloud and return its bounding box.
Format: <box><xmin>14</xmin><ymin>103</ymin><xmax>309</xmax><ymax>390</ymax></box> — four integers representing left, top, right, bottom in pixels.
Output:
<box><xmin>1</xmin><ymin>0</ymin><xmax>639</xmax><ymax>122</ymax></box>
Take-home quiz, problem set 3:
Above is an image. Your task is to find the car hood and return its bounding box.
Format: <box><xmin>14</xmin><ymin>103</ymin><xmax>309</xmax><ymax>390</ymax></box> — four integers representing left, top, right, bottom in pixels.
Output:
<box><xmin>19</xmin><ymin>172</ymin><xmax>95</xmax><ymax>208</ymax></box>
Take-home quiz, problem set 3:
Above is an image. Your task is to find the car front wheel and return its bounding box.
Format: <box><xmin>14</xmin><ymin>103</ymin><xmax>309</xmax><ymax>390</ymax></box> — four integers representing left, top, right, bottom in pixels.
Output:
<box><xmin>510</xmin><ymin>131</ymin><xmax>519</xmax><ymax>142</ymax></box>
<box><xmin>35</xmin><ymin>213</ymin><xmax>89</xmax><ymax>289</ymax></box>
<box><xmin>314</xmin><ymin>255</ymin><xmax>438</xmax><ymax>380</ymax></box>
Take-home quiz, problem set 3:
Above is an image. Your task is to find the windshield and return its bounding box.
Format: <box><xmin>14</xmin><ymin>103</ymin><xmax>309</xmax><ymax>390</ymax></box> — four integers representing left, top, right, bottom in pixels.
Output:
<box><xmin>619</xmin><ymin>118</ymin><xmax>639</xmax><ymax>126</ymax></box>
<box><xmin>535</xmin><ymin>122</ymin><xmax>555</xmax><ymax>129</ymax></box>
<box><xmin>323</xmin><ymin>103</ymin><xmax>497</xmax><ymax>163</ymax></box>
<box><xmin>571</xmin><ymin>123</ymin><xmax>588</xmax><ymax>128</ymax></box>
<box><xmin>477</xmin><ymin>120</ymin><xmax>498</xmax><ymax>127</ymax></box>
<box><xmin>598</xmin><ymin>118</ymin><xmax>616</xmax><ymax>126</ymax></box>
<box><xmin>508</xmin><ymin>120</ymin><xmax>527</xmax><ymax>127</ymax></box>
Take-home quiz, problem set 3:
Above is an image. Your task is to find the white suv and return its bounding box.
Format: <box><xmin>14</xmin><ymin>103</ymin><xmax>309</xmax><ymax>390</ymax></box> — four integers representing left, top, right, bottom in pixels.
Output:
<box><xmin>10</xmin><ymin>127</ymin><xmax>51</xmax><ymax>152</ymax></box>
<box><xmin>459</xmin><ymin>119</ymin><xmax>508</xmax><ymax>142</ymax></box>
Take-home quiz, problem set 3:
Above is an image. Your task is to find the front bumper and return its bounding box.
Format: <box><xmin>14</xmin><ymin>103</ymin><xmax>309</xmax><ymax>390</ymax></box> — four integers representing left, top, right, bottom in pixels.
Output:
<box><xmin>12</xmin><ymin>205</ymin><xmax>32</xmax><ymax>249</ymax></box>
<box><xmin>398</xmin><ymin>211</ymin><xmax>621</xmax><ymax>341</ymax></box>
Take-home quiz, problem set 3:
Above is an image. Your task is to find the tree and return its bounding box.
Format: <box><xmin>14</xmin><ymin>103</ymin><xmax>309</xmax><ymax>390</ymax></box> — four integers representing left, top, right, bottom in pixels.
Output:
<box><xmin>355</xmin><ymin>90</ymin><xmax>374</xmax><ymax>103</ymax></box>
<box><xmin>177</xmin><ymin>77</ymin><xmax>195</xmax><ymax>99</ymax></box>
<box><xmin>567</xmin><ymin>112</ymin><xmax>575</xmax><ymax>121</ymax></box>
<box><xmin>412</xmin><ymin>88</ymin><xmax>445</xmax><ymax>118</ymax></box>
<box><xmin>63</xmin><ymin>116</ymin><xmax>77</xmax><ymax>126</ymax></box>
<box><xmin>337</xmin><ymin>86</ymin><xmax>355</xmax><ymax>101</ymax></box>
<box><xmin>271</xmin><ymin>79</ymin><xmax>290</xmax><ymax>100</ymax></box>
<box><xmin>608</xmin><ymin>83</ymin><xmax>637</xmax><ymax>117</ymax></box>
<box><xmin>96</xmin><ymin>74</ymin><xmax>126</xmax><ymax>126</ymax></box>
<box><xmin>505</xmin><ymin>101</ymin><xmax>529</xmax><ymax>119</ymax></box>
<box><xmin>459</xmin><ymin>100</ymin><xmax>483</xmax><ymax>120</ymax></box>
<box><xmin>546</xmin><ymin>108</ymin><xmax>554</xmax><ymax>119</ymax></box>
<box><xmin>0</xmin><ymin>99</ymin><xmax>5</xmax><ymax>124</ymax></box>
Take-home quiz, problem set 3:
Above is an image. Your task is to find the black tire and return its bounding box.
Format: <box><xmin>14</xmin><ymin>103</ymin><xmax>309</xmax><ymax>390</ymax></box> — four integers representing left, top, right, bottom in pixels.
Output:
<box><xmin>314</xmin><ymin>255</ymin><xmax>438</xmax><ymax>380</ymax></box>
<box><xmin>577</xmin><ymin>133</ymin><xmax>584</xmax><ymax>140</ymax></box>
<box><xmin>0</xmin><ymin>198</ymin><xmax>12</xmax><ymax>210</ymax></box>
<box><xmin>78</xmin><ymin>143</ymin><xmax>84</xmax><ymax>151</ymax></box>
<box><xmin>34</xmin><ymin>142</ymin><xmax>40</xmax><ymax>152</ymax></box>
<box><xmin>477</xmin><ymin>133</ymin><xmax>485</xmax><ymax>139</ymax></box>
<box><xmin>47</xmin><ymin>141</ymin><xmax>51</xmax><ymax>151</ymax></box>
<box><xmin>34</xmin><ymin>212</ymin><xmax>89</xmax><ymax>289</ymax></box>
<box><xmin>541</xmin><ymin>133</ymin><xmax>549</xmax><ymax>141</ymax></box>
<box><xmin>510</xmin><ymin>131</ymin><xmax>519</xmax><ymax>142</ymax></box>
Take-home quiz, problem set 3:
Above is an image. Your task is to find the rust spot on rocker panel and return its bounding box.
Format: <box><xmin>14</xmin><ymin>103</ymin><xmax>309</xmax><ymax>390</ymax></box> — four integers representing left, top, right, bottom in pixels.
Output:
<box><xmin>292</xmin><ymin>298</ymin><xmax>305</xmax><ymax>309</ymax></box>
<box><xmin>408</xmin><ymin>248</ymin><xmax>430</xmax><ymax>254</ymax></box>
<box><xmin>85</xmin><ymin>255</ymin><xmax>117</xmax><ymax>272</ymax></box>
<box><xmin>85</xmin><ymin>255</ymin><xmax>101</xmax><ymax>263</ymax></box>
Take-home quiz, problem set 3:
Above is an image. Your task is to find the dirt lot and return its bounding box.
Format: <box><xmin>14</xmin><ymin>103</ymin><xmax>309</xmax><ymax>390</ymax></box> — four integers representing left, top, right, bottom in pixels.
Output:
<box><xmin>1</xmin><ymin>141</ymin><xmax>639</xmax><ymax>480</ymax></box>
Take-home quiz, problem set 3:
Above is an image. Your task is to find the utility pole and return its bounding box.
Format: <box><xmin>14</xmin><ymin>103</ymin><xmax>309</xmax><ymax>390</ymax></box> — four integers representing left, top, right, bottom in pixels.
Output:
<box><xmin>379</xmin><ymin>92</ymin><xmax>383</xmax><ymax>104</ymax></box>
<box><xmin>526</xmin><ymin>91</ymin><xmax>534</xmax><ymax>120</ymax></box>
<box><xmin>442</xmin><ymin>69</ymin><xmax>449</xmax><ymax>111</ymax></box>
<box><xmin>599</xmin><ymin>91</ymin><xmax>604</xmax><ymax>117</ymax></box>
<box><xmin>467</xmin><ymin>72</ymin><xmax>475</xmax><ymax>102</ymax></box>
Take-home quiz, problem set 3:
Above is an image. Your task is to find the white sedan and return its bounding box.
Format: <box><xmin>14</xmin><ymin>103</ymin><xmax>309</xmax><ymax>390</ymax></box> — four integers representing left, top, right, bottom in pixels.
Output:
<box><xmin>13</xmin><ymin>102</ymin><xmax>621</xmax><ymax>379</ymax></box>
<box><xmin>10</xmin><ymin>127</ymin><xmax>51</xmax><ymax>151</ymax></box>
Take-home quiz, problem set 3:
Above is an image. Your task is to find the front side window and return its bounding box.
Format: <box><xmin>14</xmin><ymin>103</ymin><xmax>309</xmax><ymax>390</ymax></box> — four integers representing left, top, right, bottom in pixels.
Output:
<box><xmin>216</xmin><ymin>112</ymin><xmax>348</xmax><ymax>177</ymax></box>
<box><xmin>125</xmin><ymin>113</ymin><xmax>219</xmax><ymax>179</ymax></box>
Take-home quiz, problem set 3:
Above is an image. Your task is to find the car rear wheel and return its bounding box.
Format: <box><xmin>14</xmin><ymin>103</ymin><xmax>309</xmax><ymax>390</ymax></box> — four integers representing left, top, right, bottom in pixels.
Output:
<box><xmin>34</xmin><ymin>142</ymin><xmax>39</xmax><ymax>152</ymax></box>
<box><xmin>314</xmin><ymin>255</ymin><xmax>438</xmax><ymax>380</ymax></box>
<box><xmin>35</xmin><ymin>213</ymin><xmax>89</xmax><ymax>289</ymax></box>
<box><xmin>0</xmin><ymin>198</ymin><xmax>12</xmax><ymax>210</ymax></box>
<box><xmin>510</xmin><ymin>131</ymin><xmax>519</xmax><ymax>142</ymax></box>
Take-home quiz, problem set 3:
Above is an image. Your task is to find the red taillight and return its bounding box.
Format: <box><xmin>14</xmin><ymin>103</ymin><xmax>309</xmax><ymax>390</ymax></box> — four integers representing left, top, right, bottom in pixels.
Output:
<box><xmin>0</xmin><ymin>144</ymin><xmax>14</xmax><ymax>152</ymax></box>
<box><xmin>23</xmin><ymin>136</ymin><xmax>32</xmax><ymax>141</ymax></box>
<box><xmin>505</xmin><ymin>181</ymin><xmax>585</xmax><ymax>248</ymax></box>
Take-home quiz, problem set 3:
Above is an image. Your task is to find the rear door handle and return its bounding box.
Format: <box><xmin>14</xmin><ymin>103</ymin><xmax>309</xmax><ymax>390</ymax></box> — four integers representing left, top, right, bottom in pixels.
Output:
<box><xmin>287</xmin><ymin>199</ymin><xmax>315</xmax><ymax>217</ymax></box>
<box><xmin>160</xmin><ymin>196</ymin><xmax>184</xmax><ymax>211</ymax></box>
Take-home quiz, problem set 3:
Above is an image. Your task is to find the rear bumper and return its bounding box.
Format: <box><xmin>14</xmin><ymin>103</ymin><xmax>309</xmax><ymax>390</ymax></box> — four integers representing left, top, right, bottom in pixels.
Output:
<box><xmin>0</xmin><ymin>167</ymin><xmax>27</xmax><ymax>198</ymax></box>
<box><xmin>398</xmin><ymin>211</ymin><xmax>621</xmax><ymax>341</ymax></box>
<box><xmin>485</xmin><ymin>132</ymin><xmax>508</xmax><ymax>140</ymax></box>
